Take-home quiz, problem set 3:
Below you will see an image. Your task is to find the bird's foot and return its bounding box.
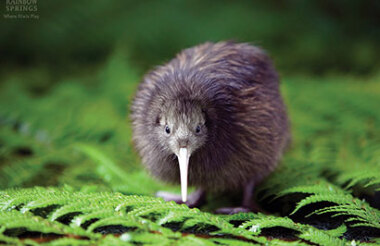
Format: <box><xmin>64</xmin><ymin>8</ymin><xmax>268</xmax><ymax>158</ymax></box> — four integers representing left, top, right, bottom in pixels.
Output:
<box><xmin>215</xmin><ymin>178</ymin><xmax>266</xmax><ymax>214</ymax></box>
<box><xmin>214</xmin><ymin>207</ymin><xmax>251</xmax><ymax>214</ymax></box>
<box><xmin>156</xmin><ymin>189</ymin><xmax>206</xmax><ymax>208</ymax></box>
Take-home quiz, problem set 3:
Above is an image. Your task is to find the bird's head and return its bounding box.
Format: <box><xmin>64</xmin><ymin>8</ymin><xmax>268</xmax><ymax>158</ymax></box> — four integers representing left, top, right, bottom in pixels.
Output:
<box><xmin>155</xmin><ymin>99</ymin><xmax>208</xmax><ymax>202</ymax></box>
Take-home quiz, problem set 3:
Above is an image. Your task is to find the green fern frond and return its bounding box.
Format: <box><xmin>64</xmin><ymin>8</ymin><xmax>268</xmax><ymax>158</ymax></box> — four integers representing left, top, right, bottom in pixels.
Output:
<box><xmin>298</xmin><ymin>227</ymin><xmax>347</xmax><ymax>246</ymax></box>
<box><xmin>314</xmin><ymin>204</ymin><xmax>380</xmax><ymax>229</ymax></box>
<box><xmin>323</xmin><ymin>224</ymin><xmax>347</xmax><ymax>237</ymax></box>
<box><xmin>338</xmin><ymin>169</ymin><xmax>380</xmax><ymax>189</ymax></box>
<box><xmin>210</xmin><ymin>238</ymin><xmax>261</xmax><ymax>246</ymax></box>
<box><xmin>119</xmin><ymin>232</ymin><xmax>173</xmax><ymax>246</ymax></box>
<box><xmin>291</xmin><ymin>194</ymin><xmax>353</xmax><ymax>215</ymax></box>
<box><xmin>276</xmin><ymin>182</ymin><xmax>346</xmax><ymax>199</ymax></box>
<box><xmin>0</xmin><ymin>210</ymin><xmax>97</xmax><ymax>239</ymax></box>
<box><xmin>215</xmin><ymin>212</ymin><xmax>259</xmax><ymax>224</ymax></box>
<box><xmin>239</xmin><ymin>215</ymin><xmax>306</xmax><ymax>235</ymax></box>
<box><xmin>86</xmin><ymin>215</ymin><xmax>149</xmax><ymax>233</ymax></box>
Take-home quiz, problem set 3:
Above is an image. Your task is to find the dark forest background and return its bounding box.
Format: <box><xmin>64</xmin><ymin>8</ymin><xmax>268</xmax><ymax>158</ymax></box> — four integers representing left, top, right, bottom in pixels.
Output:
<box><xmin>1</xmin><ymin>0</ymin><xmax>379</xmax><ymax>78</ymax></box>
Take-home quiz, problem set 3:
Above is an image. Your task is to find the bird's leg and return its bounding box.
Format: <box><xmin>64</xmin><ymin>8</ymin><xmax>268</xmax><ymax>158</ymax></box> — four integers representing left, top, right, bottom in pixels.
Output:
<box><xmin>215</xmin><ymin>179</ymin><xmax>260</xmax><ymax>214</ymax></box>
<box><xmin>242</xmin><ymin>179</ymin><xmax>259</xmax><ymax>210</ymax></box>
<box><xmin>156</xmin><ymin>188</ymin><xmax>206</xmax><ymax>208</ymax></box>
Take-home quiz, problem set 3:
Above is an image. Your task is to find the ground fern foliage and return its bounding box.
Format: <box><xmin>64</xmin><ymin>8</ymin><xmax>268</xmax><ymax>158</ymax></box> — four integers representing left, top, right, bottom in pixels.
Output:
<box><xmin>0</xmin><ymin>52</ymin><xmax>379</xmax><ymax>245</ymax></box>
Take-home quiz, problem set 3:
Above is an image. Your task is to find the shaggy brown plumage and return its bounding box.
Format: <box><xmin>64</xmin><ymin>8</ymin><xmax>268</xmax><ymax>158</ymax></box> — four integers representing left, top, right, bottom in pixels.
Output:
<box><xmin>131</xmin><ymin>41</ymin><xmax>290</xmax><ymax>210</ymax></box>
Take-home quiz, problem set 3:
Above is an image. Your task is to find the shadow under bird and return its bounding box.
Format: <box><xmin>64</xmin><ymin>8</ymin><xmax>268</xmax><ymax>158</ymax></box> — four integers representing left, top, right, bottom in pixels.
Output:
<box><xmin>131</xmin><ymin>41</ymin><xmax>290</xmax><ymax>213</ymax></box>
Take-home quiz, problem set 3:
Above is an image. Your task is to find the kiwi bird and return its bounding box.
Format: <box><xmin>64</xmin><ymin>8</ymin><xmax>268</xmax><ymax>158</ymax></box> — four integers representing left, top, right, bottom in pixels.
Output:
<box><xmin>131</xmin><ymin>41</ymin><xmax>290</xmax><ymax>213</ymax></box>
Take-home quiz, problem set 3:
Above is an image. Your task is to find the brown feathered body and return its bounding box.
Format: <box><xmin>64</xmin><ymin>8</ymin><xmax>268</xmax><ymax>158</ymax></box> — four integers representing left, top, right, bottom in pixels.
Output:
<box><xmin>131</xmin><ymin>41</ymin><xmax>290</xmax><ymax>192</ymax></box>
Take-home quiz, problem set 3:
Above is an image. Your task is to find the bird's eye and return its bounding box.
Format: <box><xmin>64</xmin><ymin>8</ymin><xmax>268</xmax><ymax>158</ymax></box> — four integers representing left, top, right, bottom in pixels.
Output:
<box><xmin>195</xmin><ymin>125</ymin><xmax>201</xmax><ymax>133</ymax></box>
<box><xmin>165</xmin><ymin>125</ymin><xmax>171</xmax><ymax>134</ymax></box>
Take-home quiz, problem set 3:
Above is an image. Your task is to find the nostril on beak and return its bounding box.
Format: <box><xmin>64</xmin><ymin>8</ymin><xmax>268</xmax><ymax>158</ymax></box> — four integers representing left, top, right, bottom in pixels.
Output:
<box><xmin>178</xmin><ymin>138</ymin><xmax>189</xmax><ymax>148</ymax></box>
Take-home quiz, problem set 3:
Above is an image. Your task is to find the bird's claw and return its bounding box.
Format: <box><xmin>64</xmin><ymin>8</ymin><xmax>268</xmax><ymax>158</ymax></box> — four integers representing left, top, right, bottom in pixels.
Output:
<box><xmin>156</xmin><ymin>189</ymin><xmax>206</xmax><ymax>208</ymax></box>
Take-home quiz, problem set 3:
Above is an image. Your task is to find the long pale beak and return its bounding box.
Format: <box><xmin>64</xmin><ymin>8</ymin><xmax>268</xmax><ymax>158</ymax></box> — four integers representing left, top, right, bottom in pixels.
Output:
<box><xmin>177</xmin><ymin>147</ymin><xmax>190</xmax><ymax>202</ymax></box>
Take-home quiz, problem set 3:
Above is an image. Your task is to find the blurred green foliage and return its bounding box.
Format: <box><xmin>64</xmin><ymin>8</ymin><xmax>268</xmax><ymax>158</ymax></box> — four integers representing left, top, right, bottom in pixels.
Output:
<box><xmin>1</xmin><ymin>0</ymin><xmax>379</xmax><ymax>76</ymax></box>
